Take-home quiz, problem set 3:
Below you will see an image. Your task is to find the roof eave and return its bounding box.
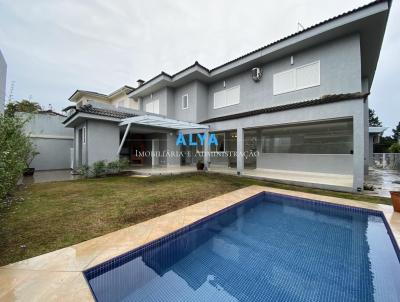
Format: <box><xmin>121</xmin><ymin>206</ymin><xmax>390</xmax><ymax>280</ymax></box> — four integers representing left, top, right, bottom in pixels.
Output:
<box><xmin>63</xmin><ymin>112</ymin><xmax>122</xmax><ymax>127</ymax></box>
<box><xmin>128</xmin><ymin>0</ymin><xmax>390</xmax><ymax>97</ymax></box>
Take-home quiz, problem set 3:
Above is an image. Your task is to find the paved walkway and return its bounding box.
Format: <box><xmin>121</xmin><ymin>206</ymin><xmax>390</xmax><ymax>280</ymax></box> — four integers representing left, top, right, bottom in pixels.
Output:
<box><xmin>365</xmin><ymin>168</ymin><xmax>400</xmax><ymax>197</ymax></box>
<box><xmin>129</xmin><ymin>165</ymin><xmax>354</xmax><ymax>192</ymax></box>
<box><xmin>0</xmin><ymin>186</ymin><xmax>399</xmax><ymax>301</ymax></box>
<box><xmin>20</xmin><ymin>170</ymin><xmax>80</xmax><ymax>185</ymax></box>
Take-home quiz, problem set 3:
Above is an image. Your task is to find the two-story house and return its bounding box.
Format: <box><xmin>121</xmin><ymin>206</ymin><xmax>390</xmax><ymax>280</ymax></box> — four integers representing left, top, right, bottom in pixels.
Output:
<box><xmin>63</xmin><ymin>0</ymin><xmax>391</xmax><ymax>192</ymax></box>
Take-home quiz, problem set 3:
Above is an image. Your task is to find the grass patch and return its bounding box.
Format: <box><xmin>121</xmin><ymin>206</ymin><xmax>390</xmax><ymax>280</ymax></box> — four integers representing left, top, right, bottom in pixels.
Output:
<box><xmin>0</xmin><ymin>173</ymin><xmax>390</xmax><ymax>266</ymax></box>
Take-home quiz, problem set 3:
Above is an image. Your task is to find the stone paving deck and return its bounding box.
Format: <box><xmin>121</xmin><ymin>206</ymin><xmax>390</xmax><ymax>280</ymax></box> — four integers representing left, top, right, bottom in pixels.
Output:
<box><xmin>1</xmin><ymin>186</ymin><xmax>399</xmax><ymax>301</ymax></box>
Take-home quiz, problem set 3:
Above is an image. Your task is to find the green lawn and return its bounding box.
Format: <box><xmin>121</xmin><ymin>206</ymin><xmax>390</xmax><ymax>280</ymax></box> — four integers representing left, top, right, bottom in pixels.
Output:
<box><xmin>0</xmin><ymin>173</ymin><xmax>391</xmax><ymax>266</ymax></box>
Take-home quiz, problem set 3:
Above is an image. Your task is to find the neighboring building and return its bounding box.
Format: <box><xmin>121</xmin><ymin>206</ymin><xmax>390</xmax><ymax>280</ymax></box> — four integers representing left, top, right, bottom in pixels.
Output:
<box><xmin>368</xmin><ymin>126</ymin><xmax>388</xmax><ymax>165</ymax></box>
<box><xmin>68</xmin><ymin>85</ymin><xmax>138</xmax><ymax>110</ymax></box>
<box><xmin>63</xmin><ymin>0</ymin><xmax>391</xmax><ymax>192</ymax></box>
<box><xmin>0</xmin><ymin>49</ymin><xmax>6</xmax><ymax>113</ymax></box>
<box><xmin>22</xmin><ymin>111</ymin><xmax>74</xmax><ymax>170</ymax></box>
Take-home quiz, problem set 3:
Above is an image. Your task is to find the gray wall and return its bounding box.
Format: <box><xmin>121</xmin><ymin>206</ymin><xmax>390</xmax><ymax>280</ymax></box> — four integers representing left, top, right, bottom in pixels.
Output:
<box><xmin>30</xmin><ymin>138</ymin><xmax>73</xmax><ymax>170</ymax></box>
<box><xmin>207</xmin><ymin>98</ymin><xmax>366</xmax><ymax>191</ymax></box>
<box><xmin>87</xmin><ymin>120</ymin><xmax>120</xmax><ymax>165</ymax></box>
<box><xmin>0</xmin><ymin>49</ymin><xmax>7</xmax><ymax>113</ymax></box>
<box><xmin>138</xmin><ymin>34</ymin><xmax>362</xmax><ymax>125</ymax></box>
<box><xmin>24</xmin><ymin>112</ymin><xmax>74</xmax><ymax>137</ymax></box>
<box><xmin>22</xmin><ymin>113</ymin><xmax>74</xmax><ymax>170</ymax></box>
<box><xmin>174</xmin><ymin>82</ymin><xmax>197</xmax><ymax>122</ymax></box>
<box><xmin>257</xmin><ymin>154</ymin><xmax>353</xmax><ymax>174</ymax></box>
<box><xmin>206</xmin><ymin>34</ymin><xmax>361</xmax><ymax>120</ymax></box>
<box><xmin>140</xmin><ymin>87</ymin><xmax>174</xmax><ymax>116</ymax></box>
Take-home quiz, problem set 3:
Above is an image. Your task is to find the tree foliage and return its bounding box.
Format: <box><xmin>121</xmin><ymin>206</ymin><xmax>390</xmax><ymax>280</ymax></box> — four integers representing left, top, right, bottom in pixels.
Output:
<box><xmin>0</xmin><ymin>115</ymin><xmax>36</xmax><ymax>200</ymax></box>
<box><xmin>5</xmin><ymin>100</ymin><xmax>42</xmax><ymax>117</ymax></box>
<box><xmin>369</xmin><ymin>109</ymin><xmax>382</xmax><ymax>127</ymax></box>
<box><xmin>392</xmin><ymin>122</ymin><xmax>400</xmax><ymax>141</ymax></box>
<box><xmin>389</xmin><ymin>143</ymin><xmax>400</xmax><ymax>153</ymax></box>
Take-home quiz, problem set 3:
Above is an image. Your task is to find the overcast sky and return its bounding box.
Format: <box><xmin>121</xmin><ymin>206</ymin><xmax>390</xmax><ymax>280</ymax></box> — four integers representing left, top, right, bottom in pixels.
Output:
<box><xmin>0</xmin><ymin>0</ymin><xmax>398</xmax><ymax>134</ymax></box>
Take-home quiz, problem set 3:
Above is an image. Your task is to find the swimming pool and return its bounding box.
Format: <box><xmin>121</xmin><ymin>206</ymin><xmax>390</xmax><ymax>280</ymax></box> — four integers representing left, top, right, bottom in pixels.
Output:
<box><xmin>84</xmin><ymin>192</ymin><xmax>400</xmax><ymax>302</ymax></box>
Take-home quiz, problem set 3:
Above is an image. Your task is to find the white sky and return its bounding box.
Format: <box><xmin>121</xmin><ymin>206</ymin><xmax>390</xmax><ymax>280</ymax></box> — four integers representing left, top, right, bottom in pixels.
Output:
<box><xmin>0</xmin><ymin>0</ymin><xmax>398</xmax><ymax>134</ymax></box>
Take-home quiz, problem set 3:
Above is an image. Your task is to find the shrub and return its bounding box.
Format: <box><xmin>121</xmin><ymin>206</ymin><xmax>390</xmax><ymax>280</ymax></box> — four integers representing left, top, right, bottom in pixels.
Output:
<box><xmin>106</xmin><ymin>159</ymin><xmax>129</xmax><ymax>174</ymax></box>
<box><xmin>0</xmin><ymin>115</ymin><xmax>36</xmax><ymax>200</ymax></box>
<box><xmin>92</xmin><ymin>160</ymin><xmax>107</xmax><ymax>178</ymax></box>
<box><xmin>77</xmin><ymin>165</ymin><xmax>91</xmax><ymax>178</ymax></box>
<box><xmin>389</xmin><ymin>143</ymin><xmax>400</xmax><ymax>153</ymax></box>
<box><xmin>79</xmin><ymin>159</ymin><xmax>130</xmax><ymax>178</ymax></box>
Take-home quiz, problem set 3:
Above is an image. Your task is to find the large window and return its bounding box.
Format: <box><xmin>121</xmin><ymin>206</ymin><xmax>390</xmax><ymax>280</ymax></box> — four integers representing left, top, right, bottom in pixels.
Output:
<box><xmin>273</xmin><ymin>61</ymin><xmax>320</xmax><ymax>95</ymax></box>
<box><xmin>261</xmin><ymin>119</ymin><xmax>353</xmax><ymax>154</ymax></box>
<box><xmin>145</xmin><ymin>99</ymin><xmax>159</xmax><ymax>114</ymax></box>
<box><xmin>214</xmin><ymin>85</ymin><xmax>240</xmax><ymax>109</ymax></box>
<box><xmin>211</xmin><ymin>133</ymin><xmax>225</xmax><ymax>152</ymax></box>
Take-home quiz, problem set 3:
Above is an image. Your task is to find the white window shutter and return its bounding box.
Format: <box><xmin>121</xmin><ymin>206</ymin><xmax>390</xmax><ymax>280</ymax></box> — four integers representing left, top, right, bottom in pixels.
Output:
<box><xmin>273</xmin><ymin>69</ymin><xmax>296</xmax><ymax>95</ymax></box>
<box><xmin>153</xmin><ymin>100</ymin><xmax>159</xmax><ymax>114</ymax></box>
<box><xmin>273</xmin><ymin>61</ymin><xmax>320</xmax><ymax>95</ymax></box>
<box><xmin>226</xmin><ymin>86</ymin><xmax>240</xmax><ymax>106</ymax></box>
<box><xmin>296</xmin><ymin>61</ymin><xmax>320</xmax><ymax>90</ymax></box>
<box><xmin>214</xmin><ymin>90</ymin><xmax>226</xmax><ymax>109</ymax></box>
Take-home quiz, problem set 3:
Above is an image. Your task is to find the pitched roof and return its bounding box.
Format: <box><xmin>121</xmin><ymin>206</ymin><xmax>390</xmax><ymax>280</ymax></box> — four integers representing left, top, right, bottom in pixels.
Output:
<box><xmin>209</xmin><ymin>0</ymin><xmax>390</xmax><ymax>72</ymax></box>
<box><xmin>68</xmin><ymin>85</ymin><xmax>135</xmax><ymax>102</ymax></box>
<box><xmin>37</xmin><ymin>110</ymin><xmax>66</xmax><ymax>117</ymax></box>
<box><xmin>201</xmin><ymin>93</ymin><xmax>368</xmax><ymax>124</ymax></box>
<box><xmin>369</xmin><ymin>126</ymin><xmax>388</xmax><ymax>134</ymax></box>
<box><xmin>132</xmin><ymin>0</ymin><xmax>391</xmax><ymax>95</ymax></box>
<box><xmin>62</xmin><ymin>104</ymin><xmax>136</xmax><ymax>124</ymax></box>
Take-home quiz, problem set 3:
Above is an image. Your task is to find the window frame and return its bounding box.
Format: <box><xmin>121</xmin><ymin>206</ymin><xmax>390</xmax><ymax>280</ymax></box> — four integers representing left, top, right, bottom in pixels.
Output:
<box><xmin>213</xmin><ymin>85</ymin><xmax>240</xmax><ymax>109</ymax></box>
<box><xmin>182</xmin><ymin>94</ymin><xmax>189</xmax><ymax>110</ymax></box>
<box><xmin>145</xmin><ymin>99</ymin><xmax>160</xmax><ymax>114</ymax></box>
<box><xmin>273</xmin><ymin>60</ymin><xmax>320</xmax><ymax>95</ymax></box>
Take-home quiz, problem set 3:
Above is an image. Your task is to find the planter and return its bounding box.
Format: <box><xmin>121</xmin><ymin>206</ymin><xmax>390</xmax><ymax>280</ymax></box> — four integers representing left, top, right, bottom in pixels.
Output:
<box><xmin>23</xmin><ymin>168</ymin><xmax>35</xmax><ymax>176</ymax></box>
<box><xmin>390</xmin><ymin>191</ymin><xmax>400</xmax><ymax>212</ymax></box>
<box><xmin>196</xmin><ymin>163</ymin><xmax>205</xmax><ymax>171</ymax></box>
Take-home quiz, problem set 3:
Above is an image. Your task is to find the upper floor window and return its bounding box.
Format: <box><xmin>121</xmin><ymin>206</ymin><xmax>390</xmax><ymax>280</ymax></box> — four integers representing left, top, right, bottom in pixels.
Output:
<box><xmin>182</xmin><ymin>94</ymin><xmax>189</xmax><ymax>109</ymax></box>
<box><xmin>273</xmin><ymin>61</ymin><xmax>320</xmax><ymax>95</ymax></box>
<box><xmin>145</xmin><ymin>99</ymin><xmax>159</xmax><ymax>114</ymax></box>
<box><xmin>214</xmin><ymin>85</ymin><xmax>240</xmax><ymax>109</ymax></box>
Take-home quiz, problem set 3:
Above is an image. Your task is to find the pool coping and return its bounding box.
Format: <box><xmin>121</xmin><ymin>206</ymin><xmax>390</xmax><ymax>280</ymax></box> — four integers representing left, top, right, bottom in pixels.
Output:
<box><xmin>1</xmin><ymin>186</ymin><xmax>399</xmax><ymax>301</ymax></box>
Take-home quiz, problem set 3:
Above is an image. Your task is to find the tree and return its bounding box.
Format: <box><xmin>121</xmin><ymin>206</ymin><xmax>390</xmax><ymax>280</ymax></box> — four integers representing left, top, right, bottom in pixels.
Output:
<box><xmin>369</xmin><ymin>109</ymin><xmax>382</xmax><ymax>126</ymax></box>
<box><xmin>392</xmin><ymin>122</ymin><xmax>400</xmax><ymax>141</ymax></box>
<box><xmin>389</xmin><ymin>143</ymin><xmax>400</xmax><ymax>153</ymax></box>
<box><xmin>0</xmin><ymin>115</ymin><xmax>36</xmax><ymax>200</ymax></box>
<box><xmin>5</xmin><ymin>99</ymin><xmax>42</xmax><ymax>117</ymax></box>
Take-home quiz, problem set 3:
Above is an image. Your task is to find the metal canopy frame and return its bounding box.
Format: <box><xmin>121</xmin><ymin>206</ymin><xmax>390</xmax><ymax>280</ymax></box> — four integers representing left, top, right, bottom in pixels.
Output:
<box><xmin>119</xmin><ymin>115</ymin><xmax>209</xmax><ymax>130</ymax></box>
<box><xmin>117</xmin><ymin>115</ymin><xmax>209</xmax><ymax>154</ymax></box>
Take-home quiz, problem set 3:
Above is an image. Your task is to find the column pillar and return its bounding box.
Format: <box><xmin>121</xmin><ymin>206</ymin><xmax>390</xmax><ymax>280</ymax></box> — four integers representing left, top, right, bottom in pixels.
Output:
<box><xmin>204</xmin><ymin>130</ymin><xmax>210</xmax><ymax>170</ymax></box>
<box><xmin>353</xmin><ymin>109</ymin><xmax>365</xmax><ymax>192</ymax></box>
<box><xmin>237</xmin><ymin>127</ymin><xmax>244</xmax><ymax>174</ymax></box>
<box><xmin>166</xmin><ymin>132</ymin><xmax>180</xmax><ymax>167</ymax></box>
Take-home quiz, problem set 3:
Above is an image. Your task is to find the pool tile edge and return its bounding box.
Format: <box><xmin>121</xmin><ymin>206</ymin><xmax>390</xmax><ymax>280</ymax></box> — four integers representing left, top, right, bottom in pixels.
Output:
<box><xmin>1</xmin><ymin>185</ymin><xmax>399</xmax><ymax>302</ymax></box>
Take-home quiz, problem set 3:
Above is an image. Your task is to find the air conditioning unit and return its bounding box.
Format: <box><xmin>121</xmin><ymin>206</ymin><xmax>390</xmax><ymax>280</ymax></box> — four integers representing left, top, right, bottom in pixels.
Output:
<box><xmin>251</xmin><ymin>67</ymin><xmax>263</xmax><ymax>82</ymax></box>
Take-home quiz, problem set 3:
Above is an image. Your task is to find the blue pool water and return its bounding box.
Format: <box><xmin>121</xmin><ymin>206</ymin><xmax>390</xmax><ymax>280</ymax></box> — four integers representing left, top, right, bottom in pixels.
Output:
<box><xmin>85</xmin><ymin>192</ymin><xmax>400</xmax><ymax>302</ymax></box>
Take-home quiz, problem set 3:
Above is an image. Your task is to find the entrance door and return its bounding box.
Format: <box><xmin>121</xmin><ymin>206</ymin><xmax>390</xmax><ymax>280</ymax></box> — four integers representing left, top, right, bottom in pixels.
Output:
<box><xmin>130</xmin><ymin>141</ymin><xmax>145</xmax><ymax>165</ymax></box>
